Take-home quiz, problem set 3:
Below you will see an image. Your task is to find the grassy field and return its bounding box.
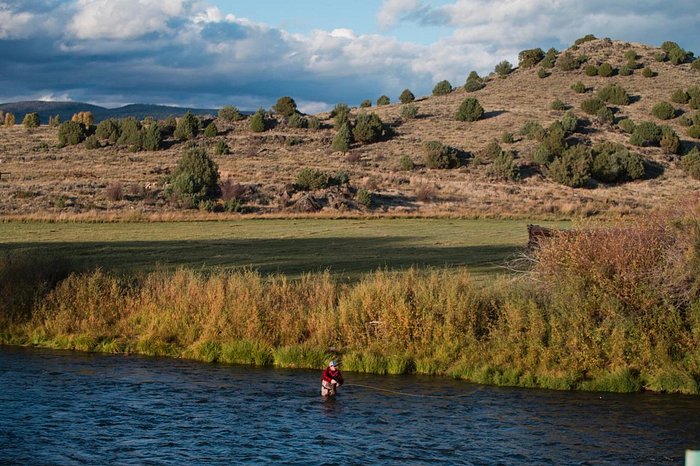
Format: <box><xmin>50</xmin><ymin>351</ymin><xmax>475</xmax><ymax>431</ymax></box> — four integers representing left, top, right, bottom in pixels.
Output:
<box><xmin>0</xmin><ymin>218</ymin><xmax>568</xmax><ymax>279</ymax></box>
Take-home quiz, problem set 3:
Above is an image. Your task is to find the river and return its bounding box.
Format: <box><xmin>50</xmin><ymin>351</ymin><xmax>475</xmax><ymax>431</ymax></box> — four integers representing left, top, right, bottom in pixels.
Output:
<box><xmin>1</xmin><ymin>347</ymin><xmax>698</xmax><ymax>465</ymax></box>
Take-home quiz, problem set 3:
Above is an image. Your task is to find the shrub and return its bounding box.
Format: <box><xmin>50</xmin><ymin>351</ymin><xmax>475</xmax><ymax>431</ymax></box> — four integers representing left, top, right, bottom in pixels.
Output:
<box><xmin>455</xmin><ymin>97</ymin><xmax>484</xmax><ymax>122</ymax></box>
<box><xmin>332</xmin><ymin>103</ymin><xmax>351</xmax><ymax>129</ymax></box>
<box><xmin>494</xmin><ymin>60</ymin><xmax>513</xmax><ymax>77</ymax></box>
<box><xmin>692</xmin><ymin>58</ymin><xmax>700</xmax><ymax>70</ymax></box>
<box><xmin>551</xmin><ymin>99</ymin><xmax>566</xmax><ymax>111</ymax></box>
<box><xmin>681</xmin><ymin>147</ymin><xmax>700</xmax><ymax>179</ymax></box>
<box><xmin>660</xmin><ymin>126</ymin><xmax>681</xmax><ymax>154</ymax></box>
<box><xmin>501</xmin><ymin>132</ymin><xmax>514</xmax><ymax>143</ymax></box>
<box><xmin>117</xmin><ymin>118</ymin><xmax>143</xmax><ymax>148</ymax></box>
<box><xmin>624</xmin><ymin>50</ymin><xmax>638</xmax><ymax>61</ymax></box>
<box><xmin>214</xmin><ymin>140</ymin><xmax>231</xmax><ymax>155</ymax></box>
<box><xmin>642</xmin><ymin>67</ymin><xmax>655</xmax><ymax>78</ymax></box>
<box><xmin>691</xmin><ymin>97</ymin><xmax>700</xmax><ymax>110</ymax></box>
<box><xmin>592</xmin><ymin>142</ymin><xmax>644</xmax><ymax>182</ymax></box>
<box><xmin>679</xmin><ymin>115</ymin><xmax>693</xmax><ymax>127</ymax></box>
<box><xmin>574</xmin><ymin>34</ymin><xmax>597</xmax><ymax>45</ymax></box>
<box><xmin>661</xmin><ymin>41</ymin><xmax>680</xmax><ymax>53</ymax></box>
<box><xmin>399</xmin><ymin>155</ymin><xmax>414</xmax><ymax>171</ymax></box>
<box><xmin>489</xmin><ymin>151</ymin><xmax>520</xmax><ymax>180</ymax></box>
<box><xmin>541</xmin><ymin>48</ymin><xmax>558</xmax><ymax>68</ymax></box>
<box><xmin>170</xmin><ymin>146</ymin><xmax>220</xmax><ymax>204</ymax></box>
<box><xmin>96</xmin><ymin>119</ymin><xmax>120</xmax><ymax>143</ymax></box>
<box><xmin>651</xmin><ymin>102</ymin><xmax>676</xmax><ymax>120</ymax></box>
<box><xmin>518</xmin><ymin>48</ymin><xmax>544</xmax><ymax>68</ymax></box>
<box><xmin>464</xmin><ymin>71</ymin><xmax>485</xmax><ymax>92</ymax></box>
<box><xmin>597</xmin><ymin>106</ymin><xmax>614</xmax><ymax>124</ymax></box>
<box><xmin>71</xmin><ymin>111</ymin><xmax>94</xmax><ymax>127</ymax></box>
<box><xmin>356</xmin><ymin>188</ymin><xmax>373</xmax><ymax>208</ymax></box>
<box><xmin>332</xmin><ymin>122</ymin><xmax>353</xmax><ymax>152</ymax></box>
<box><xmin>203</xmin><ymin>122</ymin><xmax>218</xmax><ymax>137</ymax></box>
<box><xmin>57</xmin><ymin>121</ymin><xmax>86</xmax><ymax>146</ymax></box>
<box><xmin>561</xmin><ymin>111</ymin><xmax>579</xmax><ymax>133</ymax></box>
<box><xmin>48</xmin><ymin>115</ymin><xmax>61</xmax><ymax>128</ymax></box>
<box><xmin>400</xmin><ymin>104</ymin><xmax>418</xmax><ymax>120</ymax></box>
<box><xmin>432</xmin><ymin>80</ymin><xmax>453</xmax><ymax>96</ymax></box>
<box><xmin>376</xmin><ymin>95</ymin><xmax>390</xmax><ymax>106</ymax></box>
<box><xmin>686</xmin><ymin>86</ymin><xmax>700</xmax><ymax>101</ymax></box>
<box><xmin>547</xmin><ymin>144</ymin><xmax>592</xmax><ymax>188</ymax></box>
<box><xmin>668</xmin><ymin>46</ymin><xmax>689</xmax><ymax>65</ymax></box>
<box><xmin>543</xmin><ymin>121</ymin><xmax>566</xmax><ymax>154</ymax></box>
<box><xmin>654</xmin><ymin>51</ymin><xmax>667</xmax><ymax>62</ymax></box>
<box><xmin>630</xmin><ymin>121</ymin><xmax>662</xmax><ymax>146</ymax></box>
<box><xmin>584</xmin><ymin>64</ymin><xmax>598</xmax><ymax>76</ymax></box>
<box><xmin>557</xmin><ymin>51</ymin><xmax>580</xmax><ymax>71</ymax></box>
<box><xmin>218</xmin><ymin>105</ymin><xmax>243</xmax><ymax>122</ymax></box>
<box><xmin>423</xmin><ymin>141</ymin><xmax>458</xmax><ymax>169</ymax></box>
<box><xmin>273</xmin><ymin>96</ymin><xmax>297</xmax><ymax>117</ymax></box>
<box><xmin>597</xmin><ymin>84</ymin><xmax>630</xmax><ymax>105</ymax></box>
<box><xmin>581</xmin><ymin>97</ymin><xmax>605</xmax><ymax>115</ymax></box>
<box><xmin>174</xmin><ymin>112</ymin><xmax>199</xmax><ymax>140</ymax></box>
<box><xmin>618</xmin><ymin>118</ymin><xmax>636</xmax><ymax>134</ymax></box>
<box><xmin>105</xmin><ymin>183</ymin><xmax>124</xmax><ymax>201</ymax></box>
<box><xmin>399</xmin><ymin>89</ymin><xmax>415</xmax><ymax>104</ymax></box>
<box><xmin>295</xmin><ymin>168</ymin><xmax>330</xmax><ymax>190</ymax></box>
<box><xmin>688</xmin><ymin>126</ymin><xmax>700</xmax><ymax>139</ymax></box>
<box><xmin>571</xmin><ymin>81</ymin><xmax>587</xmax><ymax>93</ymax></box>
<box><xmin>287</xmin><ymin>113</ymin><xmax>308</xmax><ymax>129</ymax></box>
<box><xmin>4</xmin><ymin>113</ymin><xmax>15</xmax><ymax>127</ymax></box>
<box><xmin>618</xmin><ymin>65</ymin><xmax>633</xmax><ymax>76</ymax></box>
<box><xmin>353</xmin><ymin>113</ymin><xmax>385</xmax><ymax>144</ymax></box>
<box><xmin>671</xmin><ymin>89</ymin><xmax>690</xmax><ymax>104</ymax></box>
<box><xmin>161</xmin><ymin>116</ymin><xmax>177</xmax><ymax>136</ymax></box>
<box><xmin>597</xmin><ymin>63</ymin><xmax>614</xmax><ymax>77</ymax></box>
<box><xmin>537</xmin><ymin>68</ymin><xmax>549</xmax><ymax>79</ymax></box>
<box><xmin>360</xmin><ymin>99</ymin><xmax>372</xmax><ymax>108</ymax></box>
<box><xmin>249</xmin><ymin>109</ymin><xmax>267</xmax><ymax>133</ymax></box>
<box><xmin>22</xmin><ymin>113</ymin><xmax>40</xmax><ymax>128</ymax></box>
<box><xmin>520</xmin><ymin>120</ymin><xmax>545</xmax><ymax>139</ymax></box>
<box><xmin>483</xmin><ymin>139</ymin><xmax>503</xmax><ymax>160</ymax></box>
<box><xmin>307</xmin><ymin>116</ymin><xmax>321</xmax><ymax>130</ymax></box>
<box><xmin>142</xmin><ymin>123</ymin><xmax>163</xmax><ymax>151</ymax></box>
<box><xmin>84</xmin><ymin>135</ymin><xmax>100</xmax><ymax>150</ymax></box>
<box><xmin>532</xmin><ymin>144</ymin><xmax>553</xmax><ymax>165</ymax></box>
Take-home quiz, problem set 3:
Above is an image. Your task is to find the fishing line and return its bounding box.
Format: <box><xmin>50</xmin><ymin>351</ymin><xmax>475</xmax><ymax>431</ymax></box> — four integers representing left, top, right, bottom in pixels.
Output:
<box><xmin>343</xmin><ymin>383</ymin><xmax>482</xmax><ymax>399</ymax></box>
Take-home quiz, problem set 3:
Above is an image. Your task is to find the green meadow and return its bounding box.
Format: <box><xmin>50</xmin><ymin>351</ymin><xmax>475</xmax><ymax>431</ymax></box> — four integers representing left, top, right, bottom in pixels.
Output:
<box><xmin>0</xmin><ymin>218</ymin><xmax>568</xmax><ymax>279</ymax></box>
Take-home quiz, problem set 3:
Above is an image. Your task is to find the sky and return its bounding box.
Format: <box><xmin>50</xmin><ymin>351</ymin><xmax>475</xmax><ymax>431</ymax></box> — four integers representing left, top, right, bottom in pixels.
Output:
<box><xmin>0</xmin><ymin>1</ymin><xmax>698</xmax><ymax>112</ymax></box>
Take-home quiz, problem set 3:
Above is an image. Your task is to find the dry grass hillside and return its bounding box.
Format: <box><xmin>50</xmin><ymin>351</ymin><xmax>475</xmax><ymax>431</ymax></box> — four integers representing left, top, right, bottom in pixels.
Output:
<box><xmin>0</xmin><ymin>38</ymin><xmax>699</xmax><ymax>220</ymax></box>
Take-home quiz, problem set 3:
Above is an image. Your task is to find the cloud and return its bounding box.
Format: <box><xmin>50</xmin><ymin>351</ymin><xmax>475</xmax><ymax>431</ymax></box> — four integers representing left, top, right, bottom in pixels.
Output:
<box><xmin>69</xmin><ymin>0</ymin><xmax>188</xmax><ymax>40</ymax></box>
<box><xmin>0</xmin><ymin>0</ymin><xmax>698</xmax><ymax>111</ymax></box>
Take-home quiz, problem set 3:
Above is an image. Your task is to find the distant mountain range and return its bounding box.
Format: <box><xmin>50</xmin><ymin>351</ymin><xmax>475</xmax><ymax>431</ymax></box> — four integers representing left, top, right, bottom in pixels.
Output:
<box><xmin>0</xmin><ymin>101</ymin><xmax>220</xmax><ymax>124</ymax></box>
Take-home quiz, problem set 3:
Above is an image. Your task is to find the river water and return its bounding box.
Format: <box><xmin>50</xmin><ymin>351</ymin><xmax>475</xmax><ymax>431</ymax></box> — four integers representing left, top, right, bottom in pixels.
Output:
<box><xmin>1</xmin><ymin>347</ymin><xmax>698</xmax><ymax>465</ymax></box>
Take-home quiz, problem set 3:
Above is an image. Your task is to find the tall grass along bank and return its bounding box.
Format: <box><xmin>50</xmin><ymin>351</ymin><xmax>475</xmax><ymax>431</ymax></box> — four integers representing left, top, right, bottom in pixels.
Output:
<box><xmin>1</xmin><ymin>204</ymin><xmax>699</xmax><ymax>394</ymax></box>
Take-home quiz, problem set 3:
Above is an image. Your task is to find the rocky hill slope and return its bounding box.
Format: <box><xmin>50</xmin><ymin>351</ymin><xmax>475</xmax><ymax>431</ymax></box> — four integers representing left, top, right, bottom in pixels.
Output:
<box><xmin>0</xmin><ymin>37</ymin><xmax>698</xmax><ymax>219</ymax></box>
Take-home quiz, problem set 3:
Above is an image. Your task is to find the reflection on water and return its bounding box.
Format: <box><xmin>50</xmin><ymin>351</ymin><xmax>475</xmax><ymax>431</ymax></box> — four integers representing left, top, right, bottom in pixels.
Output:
<box><xmin>1</xmin><ymin>346</ymin><xmax>698</xmax><ymax>465</ymax></box>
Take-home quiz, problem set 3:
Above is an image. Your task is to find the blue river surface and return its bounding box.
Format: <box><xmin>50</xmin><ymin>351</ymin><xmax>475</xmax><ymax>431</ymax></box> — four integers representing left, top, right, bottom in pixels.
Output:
<box><xmin>1</xmin><ymin>346</ymin><xmax>699</xmax><ymax>465</ymax></box>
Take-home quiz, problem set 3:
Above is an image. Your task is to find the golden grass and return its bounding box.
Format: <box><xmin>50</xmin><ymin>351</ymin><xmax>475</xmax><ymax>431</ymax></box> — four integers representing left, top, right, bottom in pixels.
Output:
<box><xmin>2</xmin><ymin>198</ymin><xmax>699</xmax><ymax>394</ymax></box>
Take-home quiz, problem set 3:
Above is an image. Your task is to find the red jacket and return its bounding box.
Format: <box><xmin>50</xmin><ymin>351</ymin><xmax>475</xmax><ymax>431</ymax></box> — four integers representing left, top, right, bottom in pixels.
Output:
<box><xmin>321</xmin><ymin>367</ymin><xmax>344</xmax><ymax>386</ymax></box>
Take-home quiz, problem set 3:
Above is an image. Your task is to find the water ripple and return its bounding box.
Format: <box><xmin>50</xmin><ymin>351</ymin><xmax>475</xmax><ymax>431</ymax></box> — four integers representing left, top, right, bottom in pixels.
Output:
<box><xmin>1</xmin><ymin>347</ymin><xmax>699</xmax><ymax>465</ymax></box>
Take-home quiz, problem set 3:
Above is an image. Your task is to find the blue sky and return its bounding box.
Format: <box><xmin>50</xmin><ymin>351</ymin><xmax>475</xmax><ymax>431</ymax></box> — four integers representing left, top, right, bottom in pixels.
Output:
<box><xmin>0</xmin><ymin>1</ymin><xmax>698</xmax><ymax>112</ymax></box>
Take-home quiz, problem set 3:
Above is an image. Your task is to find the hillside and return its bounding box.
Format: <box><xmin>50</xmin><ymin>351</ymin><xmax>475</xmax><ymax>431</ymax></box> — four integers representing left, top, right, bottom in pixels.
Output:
<box><xmin>0</xmin><ymin>101</ymin><xmax>217</xmax><ymax>124</ymax></box>
<box><xmin>0</xmin><ymin>37</ymin><xmax>699</xmax><ymax>219</ymax></box>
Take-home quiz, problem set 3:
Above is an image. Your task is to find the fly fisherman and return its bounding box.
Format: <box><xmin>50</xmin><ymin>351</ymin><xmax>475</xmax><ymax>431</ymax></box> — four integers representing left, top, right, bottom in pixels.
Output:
<box><xmin>321</xmin><ymin>360</ymin><xmax>344</xmax><ymax>397</ymax></box>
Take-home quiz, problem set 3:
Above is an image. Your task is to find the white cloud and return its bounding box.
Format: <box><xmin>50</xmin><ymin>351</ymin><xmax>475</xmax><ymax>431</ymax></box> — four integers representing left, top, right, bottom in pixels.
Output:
<box><xmin>0</xmin><ymin>6</ymin><xmax>33</xmax><ymax>38</ymax></box>
<box><xmin>376</xmin><ymin>0</ymin><xmax>422</xmax><ymax>28</ymax></box>
<box><xmin>69</xmin><ymin>0</ymin><xmax>188</xmax><ymax>40</ymax></box>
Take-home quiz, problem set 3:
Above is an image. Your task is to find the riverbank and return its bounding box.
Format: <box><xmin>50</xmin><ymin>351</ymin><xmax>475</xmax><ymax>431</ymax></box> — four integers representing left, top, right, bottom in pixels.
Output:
<box><xmin>2</xmin><ymin>201</ymin><xmax>699</xmax><ymax>394</ymax></box>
